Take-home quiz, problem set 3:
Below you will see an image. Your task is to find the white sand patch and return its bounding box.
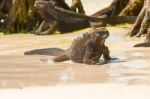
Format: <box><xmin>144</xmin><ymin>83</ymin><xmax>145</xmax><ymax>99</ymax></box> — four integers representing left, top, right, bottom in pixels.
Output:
<box><xmin>130</xmin><ymin>52</ymin><xmax>144</xmax><ymax>57</ymax></box>
<box><xmin>47</xmin><ymin>59</ymin><xmax>55</xmax><ymax>64</ymax></box>
<box><xmin>122</xmin><ymin>59</ymin><xmax>148</xmax><ymax>69</ymax></box>
<box><xmin>63</xmin><ymin>60</ymin><xmax>74</xmax><ymax>64</ymax></box>
<box><xmin>110</xmin><ymin>63</ymin><xmax>120</xmax><ymax>68</ymax></box>
<box><xmin>59</xmin><ymin>67</ymin><xmax>74</xmax><ymax>83</ymax></box>
<box><xmin>42</xmin><ymin>59</ymin><xmax>74</xmax><ymax>65</ymax></box>
<box><xmin>43</xmin><ymin>59</ymin><xmax>55</xmax><ymax>65</ymax></box>
<box><xmin>116</xmin><ymin>76</ymin><xmax>148</xmax><ymax>84</ymax></box>
<box><xmin>107</xmin><ymin>68</ymin><xmax>121</xmax><ymax>77</ymax></box>
<box><xmin>107</xmin><ymin>60</ymin><xmax>122</xmax><ymax>77</ymax></box>
<box><xmin>127</xmin><ymin>41</ymin><xmax>138</xmax><ymax>47</ymax></box>
<box><xmin>110</xmin><ymin>51</ymin><xmax>127</xmax><ymax>60</ymax></box>
<box><xmin>59</xmin><ymin>72</ymin><xmax>70</xmax><ymax>82</ymax></box>
<box><xmin>117</xmin><ymin>55</ymin><xmax>127</xmax><ymax>60</ymax></box>
<box><xmin>0</xmin><ymin>84</ymin><xmax>150</xmax><ymax>99</ymax></box>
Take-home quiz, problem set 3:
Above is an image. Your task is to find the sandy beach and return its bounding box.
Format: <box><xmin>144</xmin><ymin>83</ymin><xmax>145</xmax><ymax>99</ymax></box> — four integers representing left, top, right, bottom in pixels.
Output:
<box><xmin>0</xmin><ymin>0</ymin><xmax>150</xmax><ymax>98</ymax></box>
<box><xmin>0</xmin><ymin>27</ymin><xmax>150</xmax><ymax>98</ymax></box>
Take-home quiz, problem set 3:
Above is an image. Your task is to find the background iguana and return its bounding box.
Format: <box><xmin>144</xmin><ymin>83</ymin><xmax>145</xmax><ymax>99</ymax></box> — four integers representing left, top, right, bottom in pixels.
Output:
<box><xmin>34</xmin><ymin>0</ymin><xmax>136</xmax><ymax>35</ymax></box>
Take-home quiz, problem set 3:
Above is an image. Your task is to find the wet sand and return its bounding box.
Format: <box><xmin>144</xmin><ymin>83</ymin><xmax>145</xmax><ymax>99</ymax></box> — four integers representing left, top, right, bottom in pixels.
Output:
<box><xmin>0</xmin><ymin>27</ymin><xmax>150</xmax><ymax>98</ymax></box>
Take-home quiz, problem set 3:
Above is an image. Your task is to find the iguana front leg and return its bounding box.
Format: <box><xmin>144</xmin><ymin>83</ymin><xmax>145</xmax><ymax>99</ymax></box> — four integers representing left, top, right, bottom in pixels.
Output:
<box><xmin>83</xmin><ymin>57</ymin><xmax>97</xmax><ymax>65</ymax></box>
<box><xmin>35</xmin><ymin>20</ymin><xmax>45</xmax><ymax>34</ymax></box>
<box><xmin>83</xmin><ymin>46</ymin><xmax>99</xmax><ymax>65</ymax></box>
<box><xmin>35</xmin><ymin>20</ymin><xmax>57</xmax><ymax>35</ymax></box>
<box><xmin>103</xmin><ymin>46</ymin><xmax>111</xmax><ymax>61</ymax></box>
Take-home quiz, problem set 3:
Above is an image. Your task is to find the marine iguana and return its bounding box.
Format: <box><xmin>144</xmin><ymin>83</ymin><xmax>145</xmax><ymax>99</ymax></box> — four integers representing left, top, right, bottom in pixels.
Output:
<box><xmin>34</xmin><ymin>0</ymin><xmax>136</xmax><ymax>35</ymax></box>
<box><xmin>25</xmin><ymin>28</ymin><xmax>111</xmax><ymax>65</ymax></box>
<box><xmin>53</xmin><ymin>28</ymin><xmax>111</xmax><ymax>65</ymax></box>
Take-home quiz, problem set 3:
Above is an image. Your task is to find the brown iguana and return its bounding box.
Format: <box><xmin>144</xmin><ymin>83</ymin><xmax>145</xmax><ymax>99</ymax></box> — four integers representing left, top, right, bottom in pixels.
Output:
<box><xmin>52</xmin><ymin>28</ymin><xmax>111</xmax><ymax>65</ymax></box>
<box><xmin>25</xmin><ymin>28</ymin><xmax>111</xmax><ymax>65</ymax></box>
<box><xmin>34</xmin><ymin>0</ymin><xmax>136</xmax><ymax>35</ymax></box>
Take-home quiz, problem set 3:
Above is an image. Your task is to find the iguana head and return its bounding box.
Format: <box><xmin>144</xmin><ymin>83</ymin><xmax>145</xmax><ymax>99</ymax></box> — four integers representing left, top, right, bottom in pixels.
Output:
<box><xmin>34</xmin><ymin>0</ymin><xmax>55</xmax><ymax>10</ymax></box>
<box><xmin>91</xmin><ymin>28</ymin><xmax>109</xmax><ymax>45</ymax></box>
<box><xmin>34</xmin><ymin>0</ymin><xmax>56</xmax><ymax>19</ymax></box>
<box><xmin>97</xmin><ymin>28</ymin><xmax>109</xmax><ymax>37</ymax></box>
<box><xmin>92</xmin><ymin>28</ymin><xmax>109</xmax><ymax>38</ymax></box>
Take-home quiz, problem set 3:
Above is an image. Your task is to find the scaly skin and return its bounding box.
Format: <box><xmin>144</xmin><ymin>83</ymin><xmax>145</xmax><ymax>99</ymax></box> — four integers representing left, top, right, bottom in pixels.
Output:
<box><xmin>53</xmin><ymin>28</ymin><xmax>111</xmax><ymax>65</ymax></box>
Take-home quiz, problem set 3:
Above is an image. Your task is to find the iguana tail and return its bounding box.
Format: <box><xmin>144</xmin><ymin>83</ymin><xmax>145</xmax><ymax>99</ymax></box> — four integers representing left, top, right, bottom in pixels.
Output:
<box><xmin>89</xmin><ymin>16</ymin><xmax>137</xmax><ymax>25</ymax></box>
<box><xmin>53</xmin><ymin>55</ymin><xmax>70</xmax><ymax>62</ymax></box>
<box><xmin>24</xmin><ymin>48</ymin><xmax>66</xmax><ymax>56</ymax></box>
